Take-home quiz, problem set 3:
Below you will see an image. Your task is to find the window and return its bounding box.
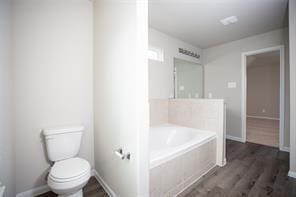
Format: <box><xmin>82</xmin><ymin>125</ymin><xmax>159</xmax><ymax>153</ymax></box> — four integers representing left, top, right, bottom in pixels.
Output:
<box><xmin>148</xmin><ymin>46</ymin><xmax>164</xmax><ymax>62</ymax></box>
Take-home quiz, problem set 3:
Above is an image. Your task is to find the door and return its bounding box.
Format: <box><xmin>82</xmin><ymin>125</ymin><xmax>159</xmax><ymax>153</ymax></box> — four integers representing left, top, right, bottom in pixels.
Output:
<box><xmin>93</xmin><ymin>1</ymin><xmax>149</xmax><ymax>197</ymax></box>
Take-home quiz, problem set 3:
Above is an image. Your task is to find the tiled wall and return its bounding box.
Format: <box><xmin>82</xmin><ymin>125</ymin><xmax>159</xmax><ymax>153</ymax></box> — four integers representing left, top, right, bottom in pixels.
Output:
<box><xmin>150</xmin><ymin>139</ymin><xmax>216</xmax><ymax>197</ymax></box>
<box><xmin>149</xmin><ymin>99</ymin><xmax>169</xmax><ymax>126</ymax></box>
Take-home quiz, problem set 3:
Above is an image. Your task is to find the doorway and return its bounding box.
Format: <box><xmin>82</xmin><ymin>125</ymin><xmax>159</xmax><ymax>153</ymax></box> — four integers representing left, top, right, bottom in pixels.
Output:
<box><xmin>241</xmin><ymin>46</ymin><xmax>285</xmax><ymax>149</ymax></box>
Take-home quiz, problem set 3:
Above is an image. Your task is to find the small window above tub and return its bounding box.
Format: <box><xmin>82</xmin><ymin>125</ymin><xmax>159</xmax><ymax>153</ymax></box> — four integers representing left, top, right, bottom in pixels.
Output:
<box><xmin>148</xmin><ymin>46</ymin><xmax>164</xmax><ymax>62</ymax></box>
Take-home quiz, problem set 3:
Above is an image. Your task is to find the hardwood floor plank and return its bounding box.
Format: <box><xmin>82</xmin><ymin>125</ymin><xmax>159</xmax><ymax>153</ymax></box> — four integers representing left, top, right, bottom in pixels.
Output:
<box><xmin>227</xmin><ymin>159</ymin><xmax>264</xmax><ymax>197</ymax></box>
<box><xmin>183</xmin><ymin>140</ymin><xmax>296</xmax><ymax>197</ymax></box>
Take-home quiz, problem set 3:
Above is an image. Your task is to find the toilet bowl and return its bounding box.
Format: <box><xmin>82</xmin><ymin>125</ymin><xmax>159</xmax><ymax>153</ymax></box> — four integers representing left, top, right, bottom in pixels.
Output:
<box><xmin>48</xmin><ymin>157</ymin><xmax>91</xmax><ymax>197</ymax></box>
<box><xmin>43</xmin><ymin>126</ymin><xmax>90</xmax><ymax>197</ymax></box>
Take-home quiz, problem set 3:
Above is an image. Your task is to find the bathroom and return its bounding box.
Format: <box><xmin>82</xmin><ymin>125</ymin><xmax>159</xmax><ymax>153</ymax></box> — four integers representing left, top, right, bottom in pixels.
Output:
<box><xmin>0</xmin><ymin>0</ymin><xmax>296</xmax><ymax>197</ymax></box>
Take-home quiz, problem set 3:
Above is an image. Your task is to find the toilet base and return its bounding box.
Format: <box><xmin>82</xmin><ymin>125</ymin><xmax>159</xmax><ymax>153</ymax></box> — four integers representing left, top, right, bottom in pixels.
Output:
<box><xmin>58</xmin><ymin>189</ymin><xmax>83</xmax><ymax>197</ymax></box>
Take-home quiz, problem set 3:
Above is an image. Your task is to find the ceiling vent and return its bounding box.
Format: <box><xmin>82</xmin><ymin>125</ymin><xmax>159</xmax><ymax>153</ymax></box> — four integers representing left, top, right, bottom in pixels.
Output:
<box><xmin>179</xmin><ymin>48</ymin><xmax>200</xmax><ymax>59</ymax></box>
<box><xmin>220</xmin><ymin>16</ymin><xmax>238</xmax><ymax>26</ymax></box>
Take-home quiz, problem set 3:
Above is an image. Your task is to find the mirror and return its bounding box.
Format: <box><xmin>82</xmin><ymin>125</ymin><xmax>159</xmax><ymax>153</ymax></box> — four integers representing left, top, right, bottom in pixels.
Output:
<box><xmin>174</xmin><ymin>58</ymin><xmax>204</xmax><ymax>98</ymax></box>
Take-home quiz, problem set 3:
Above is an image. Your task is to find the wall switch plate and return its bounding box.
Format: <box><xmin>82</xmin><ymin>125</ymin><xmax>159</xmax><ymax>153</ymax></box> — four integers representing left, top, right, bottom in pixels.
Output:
<box><xmin>179</xmin><ymin>86</ymin><xmax>185</xmax><ymax>91</ymax></box>
<box><xmin>227</xmin><ymin>82</ymin><xmax>237</xmax><ymax>88</ymax></box>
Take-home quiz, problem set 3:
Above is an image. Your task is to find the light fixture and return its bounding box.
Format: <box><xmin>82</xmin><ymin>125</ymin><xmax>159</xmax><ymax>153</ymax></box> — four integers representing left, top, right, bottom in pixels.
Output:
<box><xmin>220</xmin><ymin>16</ymin><xmax>238</xmax><ymax>26</ymax></box>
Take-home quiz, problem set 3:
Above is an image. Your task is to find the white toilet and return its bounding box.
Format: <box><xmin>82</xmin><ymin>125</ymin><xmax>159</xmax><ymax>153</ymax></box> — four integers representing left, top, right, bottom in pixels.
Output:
<box><xmin>43</xmin><ymin>126</ymin><xmax>91</xmax><ymax>197</ymax></box>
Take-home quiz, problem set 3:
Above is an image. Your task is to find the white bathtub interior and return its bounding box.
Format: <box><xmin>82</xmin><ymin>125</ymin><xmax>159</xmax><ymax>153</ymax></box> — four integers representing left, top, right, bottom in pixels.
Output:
<box><xmin>150</xmin><ymin>124</ymin><xmax>217</xmax><ymax>169</ymax></box>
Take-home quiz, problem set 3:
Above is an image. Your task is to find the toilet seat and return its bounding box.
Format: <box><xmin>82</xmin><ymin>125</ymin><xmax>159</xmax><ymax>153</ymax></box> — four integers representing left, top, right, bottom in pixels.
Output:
<box><xmin>48</xmin><ymin>157</ymin><xmax>91</xmax><ymax>195</ymax></box>
<box><xmin>49</xmin><ymin>157</ymin><xmax>90</xmax><ymax>183</ymax></box>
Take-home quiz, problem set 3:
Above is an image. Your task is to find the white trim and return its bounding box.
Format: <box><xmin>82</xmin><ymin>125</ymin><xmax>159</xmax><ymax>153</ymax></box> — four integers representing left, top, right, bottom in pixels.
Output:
<box><xmin>222</xmin><ymin>158</ymin><xmax>227</xmax><ymax>167</ymax></box>
<box><xmin>92</xmin><ymin>169</ymin><xmax>117</xmax><ymax>197</ymax></box>
<box><xmin>289</xmin><ymin>0</ymin><xmax>296</xmax><ymax>179</ymax></box>
<box><xmin>226</xmin><ymin>135</ymin><xmax>244</xmax><ymax>142</ymax></box>
<box><xmin>280</xmin><ymin>146</ymin><xmax>290</xmax><ymax>152</ymax></box>
<box><xmin>288</xmin><ymin>171</ymin><xmax>296</xmax><ymax>178</ymax></box>
<box><xmin>247</xmin><ymin>115</ymin><xmax>279</xmax><ymax>120</ymax></box>
<box><xmin>16</xmin><ymin>185</ymin><xmax>50</xmax><ymax>197</ymax></box>
<box><xmin>241</xmin><ymin>45</ymin><xmax>285</xmax><ymax>150</ymax></box>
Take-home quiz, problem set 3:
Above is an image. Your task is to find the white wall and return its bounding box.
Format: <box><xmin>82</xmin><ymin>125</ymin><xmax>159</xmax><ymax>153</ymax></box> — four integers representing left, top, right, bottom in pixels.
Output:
<box><xmin>0</xmin><ymin>0</ymin><xmax>15</xmax><ymax>196</ymax></box>
<box><xmin>12</xmin><ymin>0</ymin><xmax>94</xmax><ymax>194</ymax></box>
<box><xmin>202</xmin><ymin>28</ymin><xmax>290</xmax><ymax>147</ymax></box>
<box><xmin>148</xmin><ymin>28</ymin><xmax>202</xmax><ymax>99</ymax></box>
<box><xmin>289</xmin><ymin>0</ymin><xmax>296</xmax><ymax>175</ymax></box>
<box><xmin>94</xmin><ymin>1</ymin><xmax>149</xmax><ymax>196</ymax></box>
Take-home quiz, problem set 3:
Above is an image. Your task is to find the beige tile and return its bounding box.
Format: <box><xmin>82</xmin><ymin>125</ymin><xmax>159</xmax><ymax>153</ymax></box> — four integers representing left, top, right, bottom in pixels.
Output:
<box><xmin>161</xmin><ymin>156</ymin><xmax>184</xmax><ymax>194</ymax></box>
<box><xmin>150</xmin><ymin>165</ymin><xmax>163</xmax><ymax>196</ymax></box>
<box><xmin>183</xmin><ymin>148</ymin><xmax>201</xmax><ymax>178</ymax></box>
<box><xmin>190</xmin><ymin>118</ymin><xmax>206</xmax><ymax>130</ymax></box>
<box><xmin>166</xmin><ymin>182</ymin><xmax>184</xmax><ymax>197</ymax></box>
<box><xmin>205</xmin><ymin>118</ymin><xmax>219</xmax><ymax>131</ymax></box>
<box><xmin>150</xmin><ymin>189</ymin><xmax>162</xmax><ymax>197</ymax></box>
<box><xmin>150</xmin><ymin>99</ymin><xmax>168</xmax><ymax>126</ymax></box>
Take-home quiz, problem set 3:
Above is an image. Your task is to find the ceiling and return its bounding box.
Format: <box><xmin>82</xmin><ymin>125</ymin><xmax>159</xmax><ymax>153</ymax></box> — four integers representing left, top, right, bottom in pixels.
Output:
<box><xmin>149</xmin><ymin>0</ymin><xmax>288</xmax><ymax>48</ymax></box>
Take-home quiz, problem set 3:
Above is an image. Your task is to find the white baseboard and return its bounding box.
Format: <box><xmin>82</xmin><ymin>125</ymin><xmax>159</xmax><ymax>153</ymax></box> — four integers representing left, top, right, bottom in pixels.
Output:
<box><xmin>247</xmin><ymin>115</ymin><xmax>279</xmax><ymax>120</ymax></box>
<box><xmin>280</xmin><ymin>146</ymin><xmax>290</xmax><ymax>152</ymax></box>
<box><xmin>226</xmin><ymin>135</ymin><xmax>244</xmax><ymax>142</ymax></box>
<box><xmin>16</xmin><ymin>185</ymin><xmax>50</xmax><ymax>197</ymax></box>
<box><xmin>92</xmin><ymin>169</ymin><xmax>117</xmax><ymax>197</ymax></box>
<box><xmin>288</xmin><ymin>171</ymin><xmax>296</xmax><ymax>178</ymax></box>
<box><xmin>222</xmin><ymin>158</ymin><xmax>227</xmax><ymax>167</ymax></box>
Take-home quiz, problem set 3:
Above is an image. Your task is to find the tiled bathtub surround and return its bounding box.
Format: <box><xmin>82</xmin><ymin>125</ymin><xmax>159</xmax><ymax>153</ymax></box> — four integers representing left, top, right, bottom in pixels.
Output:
<box><xmin>150</xmin><ymin>139</ymin><xmax>216</xmax><ymax>197</ymax></box>
<box><xmin>149</xmin><ymin>98</ymin><xmax>225</xmax><ymax>196</ymax></box>
<box><xmin>168</xmin><ymin>99</ymin><xmax>225</xmax><ymax>167</ymax></box>
<box><xmin>149</xmin><ymin>98</ymin><xmax>226</xmax><ymax>166</ymax></box>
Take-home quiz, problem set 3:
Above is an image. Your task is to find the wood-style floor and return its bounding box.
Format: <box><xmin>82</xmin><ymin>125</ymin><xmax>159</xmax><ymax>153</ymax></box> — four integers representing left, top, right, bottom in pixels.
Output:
<box><xmin>38</xmin><ymin>140</ymin><xmax>296</xmax><ymax>197</ymax></box>
<box><xmin>246</xmin><ymin>117</ymin><xmax>279</xmax><ymax>147</ymax></box>
<box><xmin>184</xmin><ymin>140</ymin><xmax>296</xmax><ymax>197</ymax></box>
<box><xmin>36</xmin><ymin>177</ymin><xmax>108</xmax><ymax>197</ymax></box>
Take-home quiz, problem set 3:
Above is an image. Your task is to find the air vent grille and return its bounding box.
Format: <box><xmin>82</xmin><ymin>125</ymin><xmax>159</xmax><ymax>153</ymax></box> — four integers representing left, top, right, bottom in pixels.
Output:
<box><xmin>179</xmin><ymin>48</ymin><xmax>200</xmax><ymax>59</ymax></box>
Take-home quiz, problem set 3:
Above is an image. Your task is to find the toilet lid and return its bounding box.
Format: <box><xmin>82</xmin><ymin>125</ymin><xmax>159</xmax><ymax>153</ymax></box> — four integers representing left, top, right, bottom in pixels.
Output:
<box><xmin>50</xmin><ymin>157</ymin><xmax>90</xmax><ymax>180</ymax></box>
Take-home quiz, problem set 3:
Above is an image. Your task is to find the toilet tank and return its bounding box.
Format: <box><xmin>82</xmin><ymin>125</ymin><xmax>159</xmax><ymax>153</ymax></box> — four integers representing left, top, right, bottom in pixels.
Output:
<box><xmin>43</xmin><ymin>126</ymin><xmax>84</xmax><ymax>162</ymax></box>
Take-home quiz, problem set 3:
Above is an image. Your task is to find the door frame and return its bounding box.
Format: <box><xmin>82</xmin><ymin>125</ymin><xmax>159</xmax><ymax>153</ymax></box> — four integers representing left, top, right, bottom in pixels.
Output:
<box><xmin>241</xmin><ymin>45</ymin><xmax>285</xmax><ymax>150</ymax></box>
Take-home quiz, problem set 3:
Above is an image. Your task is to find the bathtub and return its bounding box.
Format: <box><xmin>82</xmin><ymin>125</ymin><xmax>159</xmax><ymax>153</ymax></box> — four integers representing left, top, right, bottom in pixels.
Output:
<box><xmin>150</xmin><ymin>124</ymin><xmax>217</xmax><ymax>196</ymax></box>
